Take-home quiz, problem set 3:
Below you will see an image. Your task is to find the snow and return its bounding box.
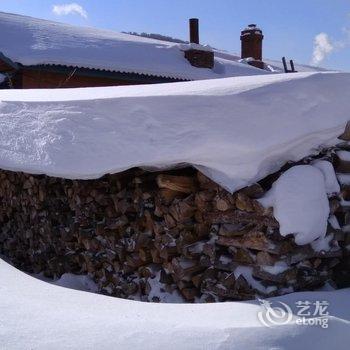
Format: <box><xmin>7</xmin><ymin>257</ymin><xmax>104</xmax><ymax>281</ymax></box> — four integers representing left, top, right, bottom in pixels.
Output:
<box><xmin>259</xmin><ymin>160</ymin><xmax>340</xmax><ymax>250</ymax></box>
<box><xmin>178</xmin><ymin>42</ymin><xmax>214</xmax><ymax>52</ymax></box>
<box><xmin>0</xmin><ymin>11</ymin><xmax>330</xmax><ymax>81</ymax></box>
<box><xmin>234</xmin><ymin>266</ymin><xmax>277</xmax><ymax>294</ymax></box>
<box><xmin>213</xmin><ymin>49</ymin><xmax>330</xmax><ymax>73</ymax></box>
<box><xmin>329</xmin><ymin>215</ymin><xmax>341</xmax><ymax>229</ymax></box>
<box><xmin>1</xmin><ymin>12</ymin><xmax>349</xmax><ymax>349</ymax></box>
<box><xmin>219</xmin><ymin>255</ymin><xmax>233</xmax><ymax>264</ymax></box>
<box><xmin>34</xmin><ymin>272</ymin><xmax>99</xmax><ymax>293</ymax></box>
<box><xmin>0</xmin><ymin>71</ymin><xmax>349</xmax><ymax>193</ymax></box>
<box><xmin>311</xmin><ymin>234</ymin><xmax>335</xmax><ymax>252</ymax></box>
<box><xmin>0</xmin><ymin>11</ymin><xmax>270</xmax><ymax>81</ymax></box>
<box><xmin>146</xmin><ymin>270</ymin><xmax>184</xmax><ymax>303</ymax></box>
<box><xmin>262</xmin><ymin>261</ymin><xmax>290</xmax><ymax>275</ymax></box>
<box><xmin>259</xmin><ymin>165</ymin><xmax>330</xmax><ymax>245</ymax></box>
<box><xmin>336</xmin><ymin>173</ymin><xmax>350</xmax><ymax>185</ymax></box>
<box><xmin>35</xmin><ymin>267</ymin><xmax>185</xmax><ymax>303</ymax></box>
<box><xmin>311</xmin><ymin>160</ymin><xmax>340</xmax><ymax>194</ymax></box>
<box><xmin>2</xmin><ymin>258</ymin><xmax>349</xmax><ymax>349</ymax></box>
<box><xmin>337</xmin><ymin>150</ymin><xmax>350</xmax><ymax>161</ymax></box>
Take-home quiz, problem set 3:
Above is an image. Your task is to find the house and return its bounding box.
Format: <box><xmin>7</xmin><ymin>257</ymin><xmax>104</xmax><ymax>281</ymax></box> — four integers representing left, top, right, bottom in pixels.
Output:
<box><xmin>0</xmin><ymin>12</ymin><xmax>322</xmax><ymax>89</ymax></box>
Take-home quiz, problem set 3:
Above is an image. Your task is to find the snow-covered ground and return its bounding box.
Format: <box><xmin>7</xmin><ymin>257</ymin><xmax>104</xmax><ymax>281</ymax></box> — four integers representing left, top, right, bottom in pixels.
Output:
<box><xmin>0</xmin><ymin>71</ymin><xmax>350</xmax><ymax>192</ymax></box>
<box><xmin>1</xmin><ymin>258</ymin><xmax>349</xmax><ymax>350</ymax></box>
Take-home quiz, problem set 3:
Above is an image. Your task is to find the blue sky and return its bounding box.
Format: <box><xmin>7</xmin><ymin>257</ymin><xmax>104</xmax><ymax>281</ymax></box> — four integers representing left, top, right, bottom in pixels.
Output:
<box><xmin>1</xmin><ymin>0</ymin><xmax>350</xmax><ymax>71</ymax></box>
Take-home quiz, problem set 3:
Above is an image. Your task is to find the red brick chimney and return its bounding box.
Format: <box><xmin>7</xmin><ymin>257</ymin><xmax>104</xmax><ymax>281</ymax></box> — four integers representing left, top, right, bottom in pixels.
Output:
<box><xmin>189</xmin><ymin>18</ymin><xmax>199</xmax><ymax>44</ymax></box>
<box><xmin>240</xmin><ymin>24</ymin><xmax>264</xmax><ymax>69</ymax></box>
<box><xmin>184</xmin><ymin>18</ymin><xmax>214</xmax><ymax>69</ymax></box>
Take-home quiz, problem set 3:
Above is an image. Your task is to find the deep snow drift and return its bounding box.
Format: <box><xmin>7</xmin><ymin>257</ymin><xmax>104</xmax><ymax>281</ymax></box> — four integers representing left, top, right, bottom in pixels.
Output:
<box><xmin>0</xmin><ymin>72</ymin><xmax>350</xmax><ymax>192</ymax></box>
<box><xmin>1</xmin><ymin>258</ymin><xmax>350</xmax><ymax>350</ymax></box>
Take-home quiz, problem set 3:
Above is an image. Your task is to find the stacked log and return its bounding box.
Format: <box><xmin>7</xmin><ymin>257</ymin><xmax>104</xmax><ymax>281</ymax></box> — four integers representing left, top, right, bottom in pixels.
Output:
<box><xmin>0</xmin><ymin>145</ymin><xmax>349</xmax><ymax>302</ymax></box>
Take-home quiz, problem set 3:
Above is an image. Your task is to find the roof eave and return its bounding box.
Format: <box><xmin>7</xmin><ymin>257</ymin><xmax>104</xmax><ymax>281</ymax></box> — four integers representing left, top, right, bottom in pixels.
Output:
<box><xmin>0</xmin><ymin>52</ymin><xmax>19</xmax><ymax>72</ymax></box>
<box><xmin>20</xmin><ymin>63</ymin><xmax>190</xmax><ymax>84</ymax></box>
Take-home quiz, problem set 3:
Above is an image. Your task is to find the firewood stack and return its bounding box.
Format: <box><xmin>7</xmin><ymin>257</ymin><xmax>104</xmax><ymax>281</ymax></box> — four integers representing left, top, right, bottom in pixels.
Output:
<box><xmin>0</xmin><ymin>145</ymin><xmax>349</xmax><ymax>302</ymax></box>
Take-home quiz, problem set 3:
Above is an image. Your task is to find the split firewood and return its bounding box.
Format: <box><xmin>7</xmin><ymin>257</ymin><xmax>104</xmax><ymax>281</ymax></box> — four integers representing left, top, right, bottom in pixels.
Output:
<box><xmin>213</xmin><ymin>190</ymin><xmax>235</xmax><ymax>211</ymax></box>
<box><xmin>181</xmin><ymin>287</ymin><xmax>198</xmax><ymax>301</ymax></box>
<box><xmin>168</xmin><ymin>198</ymin><xmax>195</xmax><ymax>223</ymax></box>
<box><xmin>338</xmin><ymin>121</ymin><xmax>350</xmax><ymax>141</ymax></box>
<box><xmin>195</xmin><ymin>191</ymin><xmax>215</xmax><ymax>211</ymax></box>
<box><xmin>335</xmin><ymin>155</ymin><xmax>350</xmax><ymax>173</ymax></box>
<box><xmin>171</xmin><ymin>257</ymin><xmax>205</xmax><ymax>281</ymax></box>
<box><xmin>218</xmin><ymin>223</ymin><xmax>254</xmax><ymax>237</ymax></box>
<box><xmin>157</xmin><ymin>174</ymin><xmax>197</xmax><ymax>194</ymax></box>
<box><xmin>0</xmin><ymin>152</ymin><xmax>347</xmax><ymax>304</ymax></box>
<box><xmin>158</xmin><ymin>188</ymin><xmax>185</xmax><ymax>204</ymax></box>
<box><xmin>256</xmin><ymin>251</ymin><xmax>276</xmax><ymax>266</ymax></box>
<box><xmin>208</xmin><ymin>210</ymin><xmax>279</xmax><ymax>228</ymax></box>
<box><xmin>217</xmin><ymin>231</ymin><xmax>280</xmax><ymax>254</ymax></box>
<box><xmin>150</xmin><ymin>248</ymin><xmax>162</xmax><ymax>264</ymax></box>
<box><xmin>196</xmin><ymin>172</ymin><xmax>220</xmax><ymax>191</ymax></box>
<box><xmin>229</xmin><ymin>247</ymin><xmax>255</xmax><ymax>265</ymax></box>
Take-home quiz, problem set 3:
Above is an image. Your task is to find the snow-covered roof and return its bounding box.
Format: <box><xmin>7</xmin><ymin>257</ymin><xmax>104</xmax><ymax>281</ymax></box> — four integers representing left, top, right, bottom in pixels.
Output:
<box><xmin>0</xmin><ymin>71</ymin><xmax>349</xmax><ymax>192</ymax></box>
<box><xmin>0</xmin><ymin>11</ymin><xmax>266</xmax><ymax>80</ymax></box>
<box><xmin>0</xmin><ymin>12</ymin><xmax>325</xmax><ymax>81</ymax></box>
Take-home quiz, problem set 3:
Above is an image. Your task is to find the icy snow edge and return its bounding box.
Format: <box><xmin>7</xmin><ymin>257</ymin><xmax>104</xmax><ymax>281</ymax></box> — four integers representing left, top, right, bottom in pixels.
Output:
<box><xmin>0</xmin><ymin>72</ymin><xmax>349</xmax><ymax>192</ymax></box>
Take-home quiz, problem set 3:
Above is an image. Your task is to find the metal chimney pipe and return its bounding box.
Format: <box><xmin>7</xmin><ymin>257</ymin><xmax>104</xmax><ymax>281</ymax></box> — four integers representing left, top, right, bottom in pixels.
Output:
<box><xmin>189</xmin><ymin>18</ymin><xmax>199</xmax><ymax>44</ymax></box>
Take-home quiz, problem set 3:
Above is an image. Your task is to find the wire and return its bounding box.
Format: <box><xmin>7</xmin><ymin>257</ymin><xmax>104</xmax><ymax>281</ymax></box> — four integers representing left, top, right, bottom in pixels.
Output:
<box><xmin>58</xmin><ymin>67</ymin><xmax>78</xmax><ymax>88</ymax></box>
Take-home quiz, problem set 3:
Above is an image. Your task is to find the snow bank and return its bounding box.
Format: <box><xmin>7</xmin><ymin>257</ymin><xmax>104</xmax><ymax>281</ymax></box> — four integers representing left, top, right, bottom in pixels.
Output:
<box><xmin>0</xmin><ymin>72</ymin><xmax>349</xmax><ymax>192</ymax></box>
<box><xmin>1</xmin><ymin>258</ymin><xmax>350</xmax><ymax>350</ymax></box>
<box><xmin>34</xmin><ymin>272</ymin><xmax>99</xmax><ymax>293</ymax></box>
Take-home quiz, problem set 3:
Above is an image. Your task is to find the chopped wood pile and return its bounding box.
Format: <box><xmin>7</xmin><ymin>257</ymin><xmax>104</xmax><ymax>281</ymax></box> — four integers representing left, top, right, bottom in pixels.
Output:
<box><xmin>0</xmin><ymin>145</ymin><xmax>350</xmax><ymax>302</ymax></box>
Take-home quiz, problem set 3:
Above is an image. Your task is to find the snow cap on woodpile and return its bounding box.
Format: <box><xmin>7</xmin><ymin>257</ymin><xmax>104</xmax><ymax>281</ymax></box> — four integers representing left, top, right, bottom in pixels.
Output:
<box><xmin>0</xmin><ymin>72</ymin><xmax>350</xmax><ymax>192</ymax></box>
<box><xmin>259</xmin><ymin>163</ymin><xmax>339</xmax><ymax>247</ymax></box>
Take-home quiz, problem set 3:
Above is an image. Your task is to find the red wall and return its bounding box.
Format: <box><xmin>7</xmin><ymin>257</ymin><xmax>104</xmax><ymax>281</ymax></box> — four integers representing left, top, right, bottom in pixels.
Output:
<box><xmin>19</xmin><ymin>69</ymin><xmax>146</xmax><ymax>88</ymax></box>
